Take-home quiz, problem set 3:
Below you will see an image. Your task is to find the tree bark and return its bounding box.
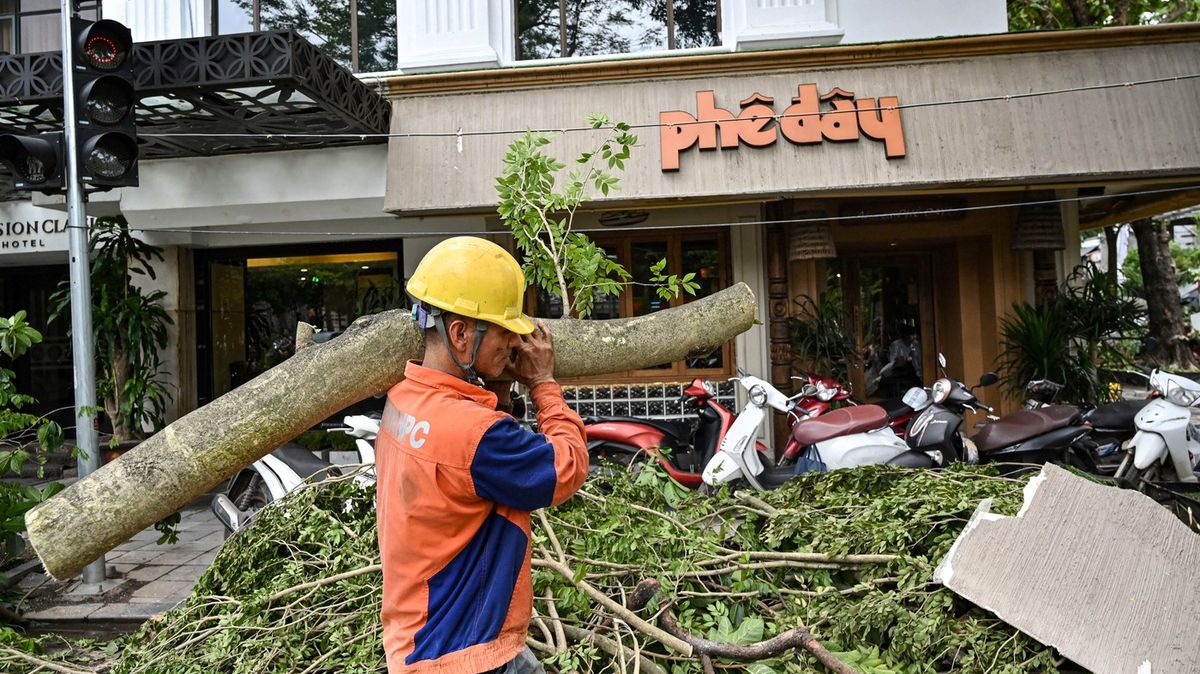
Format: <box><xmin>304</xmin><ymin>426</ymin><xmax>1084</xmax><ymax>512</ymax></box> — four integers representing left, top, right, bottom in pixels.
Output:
<box><xmin>26</xmin><ymin>283</ymin><xmax>758</xmax><ymax>580</ymax></box>
<box><xmin>1104</xmin><ymin>225</ymin><xmax>1119</xmax><ymax>282</ymax></box>
<box><xmin>1130</xmin><ymin>218</ymin><xmax>1196</xmax><ymax>369</ymax></box>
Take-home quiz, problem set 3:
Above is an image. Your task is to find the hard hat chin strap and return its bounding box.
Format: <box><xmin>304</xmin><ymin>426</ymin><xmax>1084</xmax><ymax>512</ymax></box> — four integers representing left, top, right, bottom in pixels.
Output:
<box><xmin>433</xmin><ymin>311</ymin><xmax>490</xmax><ymax>387</ymax></box>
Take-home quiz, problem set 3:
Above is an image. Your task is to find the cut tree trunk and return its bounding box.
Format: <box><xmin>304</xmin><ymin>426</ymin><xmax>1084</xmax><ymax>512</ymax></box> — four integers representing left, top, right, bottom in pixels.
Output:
<box><xmin>26</xmin><ymin>283</ymin><xmax>758</xmax><ymax>580</ymax></box>
<box><xmin>1130</xmin><ymin>218</ymin><xmax>1197</xmax><ymax>370</ymax></box>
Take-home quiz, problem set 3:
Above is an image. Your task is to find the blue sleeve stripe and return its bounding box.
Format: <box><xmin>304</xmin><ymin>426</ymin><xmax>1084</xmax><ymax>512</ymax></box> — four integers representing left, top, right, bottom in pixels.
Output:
<box><xmin>470</xmin><ymin>418</ymin><xmax>558</xmax><ymax>511</ymax></box>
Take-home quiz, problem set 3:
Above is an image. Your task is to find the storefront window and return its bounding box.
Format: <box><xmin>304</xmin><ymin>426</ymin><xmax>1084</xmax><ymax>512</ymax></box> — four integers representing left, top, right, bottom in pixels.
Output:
<box><xmin>516</xmin><ymin>0</ymin><xmax>719</xmax><ymax>61</ymax></box>
<box><xmin>201</xmin><ymin>249</ymin><xmax>403</xmax><ymax>401</ymax></box>
<box><xmin>214</xmin><ymin>0</ymin><xmax>398</xmax><ymax>74</ymax></box>
<box><xmin>0</xmin><ymin>265</ymin><xmax>73</xmax><ymax>429</ymax></box>
<box><xmin>530</xmin><ymin>229</ymin><xmax>730</xmax><ymax>380</ymax></box>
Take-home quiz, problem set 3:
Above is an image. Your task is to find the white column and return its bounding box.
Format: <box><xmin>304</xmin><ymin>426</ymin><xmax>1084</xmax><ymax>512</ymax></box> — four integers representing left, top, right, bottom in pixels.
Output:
<box><xmin>731</xmin><ymin>220</ymin><xmax>771</xmax><ymax>433</ymax></box>
<box><xmin>723</xmin><ymin>0</ymin><xmax>843</xmax><ymax>51</ymax></box>
<box><xmin>396</xmin><ymin>0</ymin><xmax>512</xmax><ymax>72</ymax></box>
<box><xmin>101</xmin><ymin>1</ymin><xmax>210</xmax><ymax>41</ymax></box>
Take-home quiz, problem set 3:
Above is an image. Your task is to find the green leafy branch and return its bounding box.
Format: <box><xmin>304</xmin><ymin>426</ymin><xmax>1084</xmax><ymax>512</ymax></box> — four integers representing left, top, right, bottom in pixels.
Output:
<box><xmin>496</xmin><ymin>113</ymin><xmax>697</xmax><ymax>318</ymax></box>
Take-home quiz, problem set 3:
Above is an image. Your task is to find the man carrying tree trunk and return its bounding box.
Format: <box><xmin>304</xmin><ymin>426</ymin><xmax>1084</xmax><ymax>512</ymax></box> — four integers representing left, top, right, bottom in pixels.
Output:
<box><xmin>375</xmin><ymin>236</ymin><xmax>590</xmax><ymax>674</ymax></box>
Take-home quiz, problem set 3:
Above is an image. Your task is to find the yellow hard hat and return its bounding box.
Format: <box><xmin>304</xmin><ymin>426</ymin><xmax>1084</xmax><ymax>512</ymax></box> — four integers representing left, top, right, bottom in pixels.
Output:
<box><xmin>406</xmin><ymin>236</ymin><xmax>535</xmax><ymax>335</ymax></box>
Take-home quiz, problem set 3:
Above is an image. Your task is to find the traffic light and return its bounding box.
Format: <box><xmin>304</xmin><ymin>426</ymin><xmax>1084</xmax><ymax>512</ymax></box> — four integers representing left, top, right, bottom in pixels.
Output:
<box><xmin>0</xmin><ymin>132</ymin><xmax>64</xmax><ymax>193</ymax></box>
<box><xmin>71</xmin><ymin>18</ymin><xmax>138</xmax><ymax>189</ymax></box>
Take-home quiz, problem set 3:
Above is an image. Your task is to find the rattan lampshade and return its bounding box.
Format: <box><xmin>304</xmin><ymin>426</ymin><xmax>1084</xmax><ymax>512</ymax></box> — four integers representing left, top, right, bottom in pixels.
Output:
<box><xmin>1012</xmin><ymin>199</ymin><xmax>1065</xmax><ymax>251</ymax></box>
<box><xmin>788</xmin><ymin>217</ymin><xmax>837</xmax><ymax>261</ymax></box>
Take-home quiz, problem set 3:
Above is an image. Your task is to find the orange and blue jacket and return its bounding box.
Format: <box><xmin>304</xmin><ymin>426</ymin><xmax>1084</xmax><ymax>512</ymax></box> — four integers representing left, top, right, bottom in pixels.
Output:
<box><xmin>376</xmin><ymin>361</ymin><xmax>589</xmax><ymax>674</ymax></box>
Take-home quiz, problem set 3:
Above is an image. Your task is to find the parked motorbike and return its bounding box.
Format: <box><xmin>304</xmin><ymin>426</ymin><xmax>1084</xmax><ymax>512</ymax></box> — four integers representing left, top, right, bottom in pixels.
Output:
<box><xmin>1024</xmin><ymin>378</ymin><xmax>1150</xmax><ymax>474</ymax></box>
<box><xmin>584</xmin><ymin>377</ymin><xmax>770</xmax><ymax>488</ymax></box>
<box><xmin>900</xmin><ymin>356</ymin><xmax>1093</xmax><ymax>473</ymax></box>
<box><xmin>903</xmin><ymin>369</ymin><xmax>997</xmax><ymax>466</ymax></box>
<box><xmin>702</xmin><ymin>373</ymin><xmax>922</xmax><ymax>490</ymax></box>
<box><xmin>970</xmin><ymin>399</ymin><xmax>1093</xmax><ymax>473</ymax></box>
<box><xmin>210</xmin><ymin>413</ymin><xmax>379</xmax><ymax>535</ymax></box>
<box><xmin>774</xmin><ymin>373</ymin><xmax>918</xmax><ymax>468</ymax></box>
<box><xmin>1114</xmin><ymin>369</ymin><xmax>1200</xmax><ymax>487</ymax></box>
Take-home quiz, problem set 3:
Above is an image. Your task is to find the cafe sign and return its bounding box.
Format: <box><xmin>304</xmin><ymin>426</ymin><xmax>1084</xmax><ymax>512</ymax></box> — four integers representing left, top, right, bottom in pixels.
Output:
<box><xmin>659</xmin><ymin>84</ymin><xmax>906</xmax><ymax>171</ymax></box>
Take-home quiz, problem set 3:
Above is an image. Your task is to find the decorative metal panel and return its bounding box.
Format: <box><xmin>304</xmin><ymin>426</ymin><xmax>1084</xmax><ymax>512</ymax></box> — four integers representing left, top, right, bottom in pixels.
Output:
<box><xmin>0</xmin><ymin>30</ymin><xmax>390</xmax><ymax>164</ymax></box>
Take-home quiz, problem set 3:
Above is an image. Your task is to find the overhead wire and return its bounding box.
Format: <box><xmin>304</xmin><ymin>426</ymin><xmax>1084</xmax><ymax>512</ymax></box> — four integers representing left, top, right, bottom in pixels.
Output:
<box><xmin>137</xmin><ymin>72</ymin><xmax>1200</xmax><ymax>141</ymax></box>
<box><xmin>102</xmin><ymin>184</ymin><xmax>1200</xmax><ymax>238</ymax></box>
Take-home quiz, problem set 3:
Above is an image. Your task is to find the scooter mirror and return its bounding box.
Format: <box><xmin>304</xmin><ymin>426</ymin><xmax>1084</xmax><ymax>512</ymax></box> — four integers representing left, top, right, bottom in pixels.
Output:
<box><xmin>801</xmin><ymin>384</ymin><xmax>818</xmax><ymax>398</ymax></box>
<box><xmin>938</xmin><ymin>353</ymin><xmax>947</xmax><ymax>368</ymax></box>
<box><xmin>977</xmin><ymin>372</ymin><xmax>1000</xmax><ymax>388</ymax></box>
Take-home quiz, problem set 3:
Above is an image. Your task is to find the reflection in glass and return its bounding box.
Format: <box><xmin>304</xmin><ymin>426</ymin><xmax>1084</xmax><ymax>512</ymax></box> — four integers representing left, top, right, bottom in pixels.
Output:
<box><xmin>0</xmin><ymin>17</ymin><xmax>14</xmax><ymax>54</ymax></box>
<box><xmin>209</xmin><ymin>252</ymin><xmax>401</xmax><ymax>395</ymax></box>
<box><xmin>517</xmin><ymin>0</ymin><xmax>718</xmax><ymax>61</ymax></box>
<box><xmin>217</xmin><ymin>0</ymin><xmax>254</xmax><ymax>34</ymax></box>
<box><xmin>226</xmin><ymin>0</ymin><xmax>397</xmax><ymax>73</ymax></box>
<box><xmin>19</xmin><ymin>13</ymin><xmax>56</xmax><ymax>52</ymax></box>
<box><xmin>681</xmin><ymin>238</ymin><xmax>723</xmax><ymax>369</ymax></box>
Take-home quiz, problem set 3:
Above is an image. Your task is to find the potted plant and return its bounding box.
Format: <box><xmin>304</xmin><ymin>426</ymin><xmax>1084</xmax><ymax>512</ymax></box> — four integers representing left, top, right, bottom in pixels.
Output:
<box><xmin>50</xmin><ymin>216</ymin><xmax>173</xmax><ymax>451</ymax></box>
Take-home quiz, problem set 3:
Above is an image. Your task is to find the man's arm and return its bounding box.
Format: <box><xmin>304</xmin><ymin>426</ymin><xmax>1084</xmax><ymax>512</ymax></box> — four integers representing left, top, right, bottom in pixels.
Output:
<box><xmin>470</xmin><ymin>321</ymin><xmax>589</xmax><ymax>510</ymax></box>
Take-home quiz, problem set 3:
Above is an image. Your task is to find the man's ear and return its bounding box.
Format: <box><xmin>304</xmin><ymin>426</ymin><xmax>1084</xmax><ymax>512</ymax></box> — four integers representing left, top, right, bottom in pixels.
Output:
<box><xmin>445</xmin><ymin>317</ymin><xmax>471</xmax><ymax>352</ymax></box>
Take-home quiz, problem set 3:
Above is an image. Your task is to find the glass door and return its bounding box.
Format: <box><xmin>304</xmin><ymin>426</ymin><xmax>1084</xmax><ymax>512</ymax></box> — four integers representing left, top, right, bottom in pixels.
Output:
<box><xmin>842</xmin><ymin>254</ymin><xmax>935</xmax><ymax>401</ymax></box>
<box><xmin>201</xmin><ymin>249</ymin><xmax>402</xmax><ymax>408</ymax></box>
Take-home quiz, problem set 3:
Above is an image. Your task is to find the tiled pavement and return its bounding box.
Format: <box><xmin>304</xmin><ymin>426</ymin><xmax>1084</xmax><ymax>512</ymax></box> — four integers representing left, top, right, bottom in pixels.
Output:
<box><xmin>16</xmin><ymin>498</ymin><xmax>225</xmax><ymax>625</ymax></box>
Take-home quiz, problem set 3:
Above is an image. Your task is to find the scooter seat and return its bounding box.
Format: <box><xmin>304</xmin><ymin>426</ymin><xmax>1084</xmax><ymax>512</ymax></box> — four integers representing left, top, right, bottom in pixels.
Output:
<box><xmin>271</xmin><ymin>443</ymin><xmax>340</xmax><ymax>480</ymax></box>
<box><xmin>973</xmin><ymin>405</ymin><xmax>1081</xmax><ymax>453</ymax></box>
<box><xmin>792</xmin><ymin>405</ymin><xmax>889</xmax><ymax>446</ymax></box>
<box><xmin>1084</xmin><ymin>399</ymin><xmax>1150</xmax><ymax>430</ymax></box>
<box><xmin>582</xmin><ymin>416</ymin><xmax>695</xmax><ymax>446</ymax></box>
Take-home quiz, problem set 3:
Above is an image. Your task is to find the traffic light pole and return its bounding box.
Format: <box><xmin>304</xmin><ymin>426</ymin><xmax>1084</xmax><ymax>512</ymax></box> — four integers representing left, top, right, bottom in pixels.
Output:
<box><xmin>60</xmin><ymin>0</ymin><xmax>104</xmax><ymax>586</ymax></box>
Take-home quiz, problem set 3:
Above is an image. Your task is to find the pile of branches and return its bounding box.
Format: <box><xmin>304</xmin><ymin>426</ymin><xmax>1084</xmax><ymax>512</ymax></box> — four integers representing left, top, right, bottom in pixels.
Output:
<box><xmin>2</xmin><ymin>464</ymin><xmax>1063</xmax><ymax>673</ymax></box>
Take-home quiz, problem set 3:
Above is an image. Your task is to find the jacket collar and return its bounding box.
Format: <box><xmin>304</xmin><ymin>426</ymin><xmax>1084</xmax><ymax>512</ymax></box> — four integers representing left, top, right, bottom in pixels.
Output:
<box><xmin>403</xmin><ymin>360</ymin><xmax>498</xmax><ymax>409</ymax></box>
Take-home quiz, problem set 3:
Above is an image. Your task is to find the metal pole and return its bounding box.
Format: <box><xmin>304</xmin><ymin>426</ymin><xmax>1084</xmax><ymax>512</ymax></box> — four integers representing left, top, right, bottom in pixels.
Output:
<box><xmin>60</xmin><ymin>0</ymin><xmax>104</xmax><ymax>585</ymax></box>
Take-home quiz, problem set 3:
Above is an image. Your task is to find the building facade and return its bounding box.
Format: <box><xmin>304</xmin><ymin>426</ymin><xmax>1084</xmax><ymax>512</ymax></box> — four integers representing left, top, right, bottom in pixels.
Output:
<box><xmin>1</xmin><ymin>1</ymin><xmax>1198</xmax><ymax>446</ymax></box>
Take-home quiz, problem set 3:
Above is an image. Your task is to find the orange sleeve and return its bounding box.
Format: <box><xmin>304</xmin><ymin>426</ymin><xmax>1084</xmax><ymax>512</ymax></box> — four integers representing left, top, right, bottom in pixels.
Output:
<box><xmin>529</xmin><ymin>382</ymin><xmax>589</xmax><ymax>506</ymax></box>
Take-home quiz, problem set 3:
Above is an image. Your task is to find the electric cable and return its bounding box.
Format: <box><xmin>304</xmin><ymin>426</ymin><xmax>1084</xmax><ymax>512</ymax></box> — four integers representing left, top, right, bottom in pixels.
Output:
<box><xmin>137</xmin><ymin>72</ymin><xmax>1200</xmax><ymax>141</ymax></box>
<box><xmin>75</xmin><ymin>183</ymin><xmax>1200</xmax><ymax>238</ymax></box>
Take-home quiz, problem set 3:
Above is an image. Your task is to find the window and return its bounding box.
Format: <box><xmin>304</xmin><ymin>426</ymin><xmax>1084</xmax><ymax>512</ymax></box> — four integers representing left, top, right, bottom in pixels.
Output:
<box><xmin>0</xmin><ymin>1</ymin><xmax>99</xmax><ymax>55</ymax></box>
<box><xmin>213</xmin><ymin>0</ymin><xmax>397</xmax><ymax>74</ymax></box>
<box><xmin>197</xmin><ymin>244</ymin><xmax>404</xmax><ymax>404</ymax></box>
<box><xmin>529</xmin><ymin>229</ymin><xmax>732</xmax><ymax>381</ymax></box>
<box><xmin>515</xmin><ymin>0</ymin><xmax>720</xmax><ymax>61</ymax></box>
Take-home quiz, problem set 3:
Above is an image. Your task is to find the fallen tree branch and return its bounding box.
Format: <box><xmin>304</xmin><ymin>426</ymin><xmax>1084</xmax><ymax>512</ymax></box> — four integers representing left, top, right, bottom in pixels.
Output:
<box><xmin>533</xmin><ymin>557</ymin><xmax>693</xmax><ymax>656</ymax></box>
<box><xmin>0</xmin><ymin>647</ymin><xmax>97</xmax><ymax>674</ymax></box>
<box><xmin>659</xmin><ymin>610</ymin><xmax>856</xmax><ymax>674</ymax></box>
<box><xmin>634</xmin><ymin>577</ymin><xmax>857</xmax><ymax>674</ymax></box>
<box><xmin>702</xmin><ymin>550</ymin><xmax>898</xmax><ymax>566</ymax></box>
<box><xmin>266</xmin><ymin>564</ymin><xmax>381</xmax><ymax>603</ymax></box>
<box><xmin>560</xmin><ymin>624</ymin><xmax>667</xmax><ymax>674</ymax></box>
<box><xmin>28</xmin><ymin>283</ymin><xmax>758</xmax><ymax>580</ymax></box>
<box><xmin>734</xmin><ymin>491</ymin><xmax>779</xmax><ymax>516</ymax></box>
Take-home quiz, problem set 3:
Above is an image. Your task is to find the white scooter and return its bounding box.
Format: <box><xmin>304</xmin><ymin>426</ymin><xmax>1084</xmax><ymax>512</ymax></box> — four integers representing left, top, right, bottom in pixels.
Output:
<box><xmin>1116</xmin><ymin>369</ymin><xmax>1200</xmax><ymax>486</ymax></box>
<box><xmin>701</xmin><ymin>372</ymin><xmax>916</xmax><ymax>490</ymax></box>
<box><xmin>211</xmin><ymin>413</ymin><xmax>380</xmax><ymax>534</ymax></box>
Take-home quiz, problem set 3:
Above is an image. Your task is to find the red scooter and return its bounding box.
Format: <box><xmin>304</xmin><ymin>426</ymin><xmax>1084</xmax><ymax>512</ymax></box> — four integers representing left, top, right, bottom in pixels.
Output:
<box><xmin>584</xmin><ymin>377</ymin><xmax>770</xmax><ymax>488</ymax></box>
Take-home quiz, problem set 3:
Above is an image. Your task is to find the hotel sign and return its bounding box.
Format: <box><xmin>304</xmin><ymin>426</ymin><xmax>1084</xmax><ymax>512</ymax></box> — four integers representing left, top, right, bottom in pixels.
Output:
<box><xmin>0</xmin><ymin>203</ymin><xmax>93</xmax><ymax>254</ymax></box>
<box><xmin>0</xmin><ymin>218</ymin><xmax>69</xmax><ymax>250</ymax></box>
<box><xmin>659</xmin><ymin>84</ymin><xmax>907</xmax><ymax>171</ymax></box>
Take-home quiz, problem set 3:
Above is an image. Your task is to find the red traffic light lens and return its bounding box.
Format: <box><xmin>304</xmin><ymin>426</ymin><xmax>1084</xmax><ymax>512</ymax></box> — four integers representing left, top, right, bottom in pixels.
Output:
<box><xmin>84</xmin><ymin>33</ymin><xmax>126</xmax><ymax>71</ymax></box>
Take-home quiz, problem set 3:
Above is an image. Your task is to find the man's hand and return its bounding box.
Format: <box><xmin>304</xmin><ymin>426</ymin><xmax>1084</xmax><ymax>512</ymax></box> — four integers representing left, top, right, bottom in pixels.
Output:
<box><xmin>507</xmin><ymin>320</ymin><xmax>555</xmax><ymax>389</ymax></box>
